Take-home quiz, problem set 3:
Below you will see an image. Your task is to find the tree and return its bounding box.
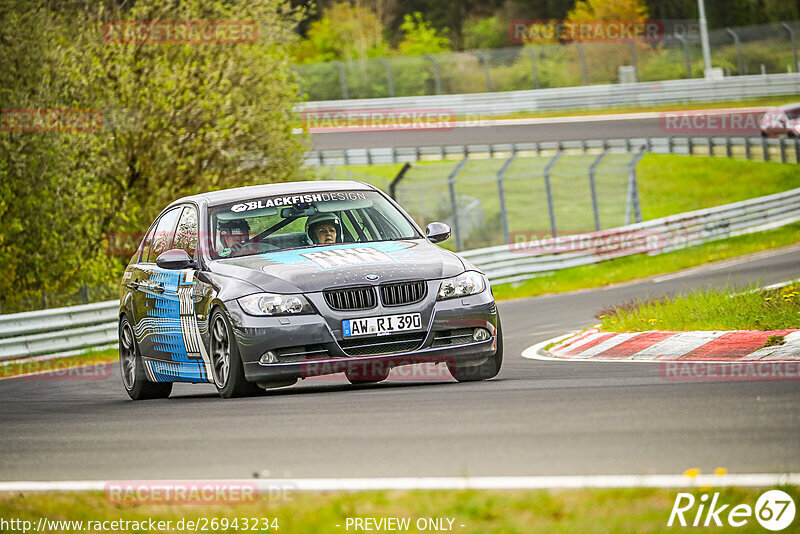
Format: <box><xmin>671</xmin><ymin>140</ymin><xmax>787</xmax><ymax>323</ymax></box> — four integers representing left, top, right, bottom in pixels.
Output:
<box><xmin>0</xmin><ymin>0</ymin><xmax>307</xmax><ymax>311</ymax></box>
<box><xmin>292</xmin><ymin>2</ymin><xmax>388</xmax><ymax>63</ymax></box>
<box><xmin>396</xmin><ymin>12</ymin><xmax>450</xmax><ymax>55</ymax></box>
<box><xmin>568</xmin><ymin>0</ymin><xmax>649</xmax><ymax>21</ymax></box>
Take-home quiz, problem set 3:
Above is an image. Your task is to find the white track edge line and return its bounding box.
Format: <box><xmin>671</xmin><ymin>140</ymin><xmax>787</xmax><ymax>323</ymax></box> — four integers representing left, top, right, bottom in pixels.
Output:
<box><xmin>1</xmin><ymin>474</ymin><xmax>798</xmax><ymax>492</ymax></box>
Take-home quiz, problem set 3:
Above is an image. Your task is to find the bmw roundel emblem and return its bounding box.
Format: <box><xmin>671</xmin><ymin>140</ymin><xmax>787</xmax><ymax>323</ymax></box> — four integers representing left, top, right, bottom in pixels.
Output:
<box><xmin>365</xmin><ymin>274</ymin><xmax>380</xmax><ymax>281</ymax></box>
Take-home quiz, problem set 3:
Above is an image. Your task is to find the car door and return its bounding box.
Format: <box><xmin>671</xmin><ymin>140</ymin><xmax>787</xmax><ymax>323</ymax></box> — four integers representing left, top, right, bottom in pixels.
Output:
<box><xmin>133</xmin><ymin>206</ymin><xmax>182</xmax><ymax>365</ymax></box>
<box><xmin>149</xmin><ymin>205</ymin><xmax>215</xmax><ymax>383</ymax></box>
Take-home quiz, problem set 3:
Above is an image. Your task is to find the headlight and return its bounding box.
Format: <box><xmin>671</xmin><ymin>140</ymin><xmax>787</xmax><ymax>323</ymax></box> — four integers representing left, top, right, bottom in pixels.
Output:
<box><xmin>237</xmin><ymin>293</ymin><xmax>314</xmax><ymax>316</ymax></box>
<box><xmin>437</xmin><ymin>271</ymin><xmax>485</xmax><ymax>300</ymax></box>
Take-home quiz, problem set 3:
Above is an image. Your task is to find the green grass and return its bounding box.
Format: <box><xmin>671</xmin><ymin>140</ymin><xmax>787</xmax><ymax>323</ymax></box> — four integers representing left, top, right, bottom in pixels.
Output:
<box><xmin>3</xmin><ymin>487</ymin><xmax>797</xmax><ymax>533</ymax></box>
<box><xmin>598</xmin><ymin>283</ymin><xmax>800</xmax><ymax>332</ymax></box>
<box><xmin>491</xmin><ymin>222</ymin><xmax>800</xmax><ymax>301</ymax></box>
<box><xmin>0</xmin><ymin>348</ymin><xmax>117</xmax><ymax>380</ymax></box>
<box><xmin>320</xmin><ymin>155</ymin><xmax>800</xmax><ymax>250</ymax></box>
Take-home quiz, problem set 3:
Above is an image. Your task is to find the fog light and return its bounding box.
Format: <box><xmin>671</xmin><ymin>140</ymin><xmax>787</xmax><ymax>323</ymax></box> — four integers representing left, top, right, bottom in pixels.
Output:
<box><xmin>473</xmin><ymin>328</ymin><xmax>491</xmax><ymax>342</ymax></box>
<box><xmin>260</xmin><ymin>351</ymin><xmax>278</xmax><ymax>364</ymax></box>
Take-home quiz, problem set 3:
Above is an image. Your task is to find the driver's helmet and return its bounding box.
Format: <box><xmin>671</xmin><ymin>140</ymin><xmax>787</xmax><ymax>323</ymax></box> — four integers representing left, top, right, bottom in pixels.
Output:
<box><xmin>218</xmin><ymin>218</ymin><xmax>250</xmax><ymax>250</ymax></box>
<box><xmin>305</xmin><ymin>212</ymin><xmax>342</xmax><ymax>244</ymax></box>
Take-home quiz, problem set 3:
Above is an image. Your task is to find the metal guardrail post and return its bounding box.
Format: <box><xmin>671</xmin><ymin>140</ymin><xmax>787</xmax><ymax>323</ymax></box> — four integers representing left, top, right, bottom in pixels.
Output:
<box><xmin>726</xmin><ymin>136</ymin><xmax>733</xmax><ymax>158</ymax></box>
<box><xmin>707</xmin><ymin>137</ymin><xmax>714</xmax><ymax>156</ymax></box>
<box><xmin>389</xmin><ymin>163</ymin><xmax>412</xmax><ymax>200</ymax></box>
<box><xmin>575</xmin><ymin>43</ymin><xmax>589</xmax><ymax>85</ymax></box>
<box><xmin>588</xmin><ymin>148</ymin><xmax>608</xmax><ymax>231</ymax></box>
<box><xmin>378</xmin><ymin>58</ymin><xmax>394</xmax><ymax>98</ymax></box>
<box><xmin>783</xmin><ymin>23</ymin><xmax>799</xmax><ymax>73</ymax></box>
<box><xmin>495</xmin><ymin>155</ymin><xmax>516</xmax><ymax>245</ymax></box>
<box><xmin>780</xmin><ymin>138</ymin><xmax>787</xmax><ymax>163</ymax></box>
<box><xmin>423</xmin><ymin>54</ymin><xmax>442</xmax><ymax>95</ymax></box>
<box><xmin>687</xmin><ymin>137</ymin><xmax>694</xmax><ymax>155</ymax></box>
<box><xmin>668</xmin><ymin>136</ymin><xmax>674</xmax><ymax>154</ymax></box>
<box><xmin>525</xmin><ymin>47</ymin><xmax>540</xmax><ymax>89</ymax></box>
<box><xmin>745</xmin><ymin>137</ymin><xmax>752</xmax><ymax>160</ymax></box>
<box><xmin>726</xmin><ymin>28</ymin><xmax>746</xmax><ymax>75</ymax></box>
<box><xmin>628</xmin><ymin>42</ymin><xmax>639</xmax><ymax>82</ymax></box>
<box><xmin>448</xmin><ymin>158</ymin><xmax>469</xmax><ymax>251</ymax></box>
<box><xmin>478</xmin><ymin>51</ymin><xmax>493</xmax><ymax>92</ymax></box>
<box><xmin>335</xmin><ymin>61</ymin><xmax>349</xmax><ymax>99</ymax></box>
<box><xmin>675</xmin><ymin>35</ymin><xmax>692</xmax><ymax>78</ymax></box>
<box><xmin>625</xmin><ymin>146</ymin><xmax>647</xmax><ymax>225</ymax></box>
<box><xmin>543</xmin><ymin>149</ymin><xmax>563</xmax><ymax>238</ymax></box>
<box><xmin>762</xmin><ymin>137</ymin><xmax>770</xmax><ymax>162</ymax></box>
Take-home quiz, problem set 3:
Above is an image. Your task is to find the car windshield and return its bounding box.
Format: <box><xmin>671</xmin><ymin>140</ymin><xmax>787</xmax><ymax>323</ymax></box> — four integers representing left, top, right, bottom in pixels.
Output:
<box><xmin>207</xmin><ymin>190</ymin><xmax>421</xmax><ymax>259</ymax></box>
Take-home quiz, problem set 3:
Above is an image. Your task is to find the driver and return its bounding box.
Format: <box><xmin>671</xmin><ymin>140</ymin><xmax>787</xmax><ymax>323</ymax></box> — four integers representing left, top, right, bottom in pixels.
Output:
<box><xmin>218</xmin><ymin>218</ymin><xmax>252</xmax><ymax>256</ymax></box>
<box><xmin>305</xmin><ymin>212</ymin><xmax>341</xmax><ymax>245</ymax></box>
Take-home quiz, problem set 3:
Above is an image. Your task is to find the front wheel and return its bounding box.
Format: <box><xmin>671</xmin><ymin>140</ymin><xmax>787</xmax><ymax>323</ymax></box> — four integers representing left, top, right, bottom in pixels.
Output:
<box><xmin>119</xmin><ymin>316</ymin><xmax>172</xmax><ymax>400</ymax></box>
<box><xmin>448</xmin><ymin>319</ymin><xmax>503</xmax><ymax>382</ymax></box>
<box><xmin>209</xmin><ymin>308</ymin><xmax>262</xmax><ymax>398</ymax></box>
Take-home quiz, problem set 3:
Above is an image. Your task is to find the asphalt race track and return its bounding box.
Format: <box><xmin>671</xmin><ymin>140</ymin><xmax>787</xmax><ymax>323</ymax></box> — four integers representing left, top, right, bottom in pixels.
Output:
<box><xmin>310</xmin><ymin>109</ymin><xmax>765</xmax><ymax>150</ymax></box>
<box><xmin>1</xmin><ymin>245</ymin><xmax>798</xmax><ymax>482</ymax></box>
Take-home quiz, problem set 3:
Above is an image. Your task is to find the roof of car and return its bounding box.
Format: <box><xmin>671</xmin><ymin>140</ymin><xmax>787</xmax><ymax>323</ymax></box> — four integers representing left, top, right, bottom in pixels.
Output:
<box><xmin>167</xmin><ymin>180</ymin><xmax>377</xmax><ymax>208</ymax></box>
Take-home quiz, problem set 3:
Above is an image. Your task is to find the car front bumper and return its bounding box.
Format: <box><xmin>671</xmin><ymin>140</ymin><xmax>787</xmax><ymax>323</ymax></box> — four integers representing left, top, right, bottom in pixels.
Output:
<box><xmin>226</xmin><ymin>289</ymin><xmax>499</xmax><ymax>383</ymax></box>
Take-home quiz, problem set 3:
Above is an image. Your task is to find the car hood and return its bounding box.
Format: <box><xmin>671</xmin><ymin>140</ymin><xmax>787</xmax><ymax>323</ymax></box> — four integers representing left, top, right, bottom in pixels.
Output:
<box><xmin>209</xmin><ymin>240</ymin><xmax>468</xmax><ymax>294</ymax></box>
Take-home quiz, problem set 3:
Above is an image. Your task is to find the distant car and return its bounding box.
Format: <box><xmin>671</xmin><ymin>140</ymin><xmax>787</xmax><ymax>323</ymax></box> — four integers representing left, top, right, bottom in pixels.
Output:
<box><xmin>760</xmin><ymin>103</ymin><xmax>800</xmax><ymax>138</ymax></box>
<box><xmin>118</xmin><ymin>181</ymin><xmax>502</xmax><ymax>399</ymax></box>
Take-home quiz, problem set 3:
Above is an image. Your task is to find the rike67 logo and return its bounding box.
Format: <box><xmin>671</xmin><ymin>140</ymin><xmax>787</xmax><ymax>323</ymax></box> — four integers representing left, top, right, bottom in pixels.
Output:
<box><xmin>668</xmin><ymin>490</ymin><xmax>796</xmax><ymax>531</ymax></box>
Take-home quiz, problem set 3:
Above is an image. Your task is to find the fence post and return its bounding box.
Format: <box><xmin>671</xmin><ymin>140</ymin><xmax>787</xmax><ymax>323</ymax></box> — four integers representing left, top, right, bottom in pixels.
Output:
<box><xmin>478</xmin><ymin>51</ymin><xmax>493</xmax><ymax>92</ymax></box>
<box><xmin>588</xmin><ymin>148</ymin><xmax>608</xmax><ymax>231</ymax></box>
<box><xmin>625</xmin><ymin>146</ymin><xmax>647</xmax><ymax>225</ymax></box>
<box><xmin>496</xmin><ymin>155</ymin><xmax>516</xmax><ymax>245</ymax></box>
<box><xmin>423</xmin><ymin>54</ymin><xmax>443</xmax><ymax>95</ymax></box>
<box><xmin>745</xmin><ymin>137</ymin><xmax>752</xmax><ymax>160</ymax></box>
<box><xmin>525</xmin><ymin>47</ymin><xmax>540</xmax><ymax>89</ymax></box>
<box><xmin>81</xmin><ymin>284</ymin><xmax>90</xmax><ymax>304</ymax></box>
<box><xmin>780</xmin><ymin>138</ymin><xmax>787</xmax><ymax>163</ymax></box>
<box><xmin>726</xmin><ymin>136</ymin><xmax>733</xmax><ymax>158</ymax></box>
<box><xmin>379</xmin><ymin>58</ymin><xmax>395</xmax><ymax>98</ymax></box>
<box><xmin>628</xmin><ymin>41</ymin><xmax>639</xmax><ymax>82</ymax></box>
<box><xmin>783</xmin><ymin>23</ymin><xmax>799</xmax><ymax>73</ymax></box>
<box><xmin>335</xmin><ymin>61</ymin><xmax>349</xmax><ymax>99</ymax></box>
<box><xmin>761</xmin><ymin>136</ymin><xmax>770</xmax><ymax>162</ymax></box>
<box><xmin>675</xmin><ymin>35</ymin><xmax>692</xmax><ymax>78</ymax></box>
<box><xmin>707</xmin><ymin>136</ymin><xmax>714</xmax><ymax>156</ymax></box>
<box><xmin>448</xmin><ymin>158</ymin><xmax>470</xmax><ymax>251</ymax></box>
<box><xmin>543</xmin><ymin>148</ymin><xmax>563</xmax><ymax>238</ymax></box>
<box><xmin>725</xmin><ymin>28</ymin><xmax>746</xmax><ymax>75</ymax></box>
<box><xmin>389</xmin><ymin>162</ymin><xmax>412</xmax><ymax>200</ymax></box>
<box><xmin>687</xmin><ymin>137</ymin><xmax>694</xmax><ymax>155</ymax></box>
<box><xmin>668</xmin><ymin>136</ymin><xmax>674</xmax><ymax>154</ymax></box>
<box><xmin>795</xmin><ymin>137</ymin><xmax>800</xmax><ymax>163</ymax></box>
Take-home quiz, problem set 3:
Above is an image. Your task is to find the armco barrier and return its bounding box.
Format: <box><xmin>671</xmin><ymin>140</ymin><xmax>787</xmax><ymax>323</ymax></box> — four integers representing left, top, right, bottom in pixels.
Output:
<box><xmin>298</xmin><ymin>73</ymin><xmax>800</xmax><ymax>117</ymax></box>
<box><xmin>1</xmin><ymin>186</ymin><xmax>799</xmax><ymax>361</ymax></box>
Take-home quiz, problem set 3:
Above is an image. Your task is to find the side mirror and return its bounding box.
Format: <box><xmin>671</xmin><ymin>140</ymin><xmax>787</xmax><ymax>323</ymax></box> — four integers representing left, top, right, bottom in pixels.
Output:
<box><xmin>425</xmin><ymin>222</ymin><xmax>451</xmax><ymax>244</ymax></box>
<box><xmin>156</xmin><ymin>249</ymin><xmax>195</xmax><ymax>270</ymax></box>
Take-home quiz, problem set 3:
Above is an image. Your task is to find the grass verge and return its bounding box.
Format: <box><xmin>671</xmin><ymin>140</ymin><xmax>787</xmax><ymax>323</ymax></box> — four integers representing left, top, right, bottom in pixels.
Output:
<box><xmin>491</xmin><ymin>222</ymin><xmax>800</xmax><ymax>301</ymax></box>
<box><xmin>0</xmin><ymin>347</ymin><xmax>117</xmax><ymax>380</ymax></box>
<box><xmin>598</xmin><ymin>284</ymin><xmax>800</xmax><ymax>332</ymax></box>
<box><xmin>2</xmin><ymin>487</ymin><xmax>797</xmax><ymax>533</ymax></box>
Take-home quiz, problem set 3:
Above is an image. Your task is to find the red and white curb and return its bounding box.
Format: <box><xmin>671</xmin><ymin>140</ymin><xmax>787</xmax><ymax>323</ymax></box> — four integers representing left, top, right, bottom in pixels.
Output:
<box><xmin>523</xmin><ymin>329</ymin><xmax>800</xmax><ymax>362</ymax></box>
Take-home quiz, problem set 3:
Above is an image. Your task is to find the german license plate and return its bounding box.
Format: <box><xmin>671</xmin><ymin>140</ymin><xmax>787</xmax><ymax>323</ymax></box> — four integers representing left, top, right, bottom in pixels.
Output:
<box><xmin>343</xmin><ymin>313</ymin><xmax>422</xmax><ymax>337</ymax></box>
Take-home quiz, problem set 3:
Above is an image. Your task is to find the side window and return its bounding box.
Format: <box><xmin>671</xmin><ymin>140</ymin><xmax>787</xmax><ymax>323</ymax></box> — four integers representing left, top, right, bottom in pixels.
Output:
<box><xmin>139</xmin><ymin>224</ymin><xmax>156</xmax><ymax>264</ymax></box>
<box><xmin>173</xmin><ymin>206</ymin><xmax>198</xmax><ymax>257</ymax></box>
<box><xmin>146</xmin><ymin>208</ymin><xmax>182</xmax><ymax>263</ymax></box>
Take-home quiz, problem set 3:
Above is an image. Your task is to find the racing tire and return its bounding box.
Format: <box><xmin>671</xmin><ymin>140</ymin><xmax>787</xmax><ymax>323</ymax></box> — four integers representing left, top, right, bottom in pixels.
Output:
<box><xmin>447</xmin><ymin>318</ymin><xmax>503</xmax><ymax>382</ymax></box>
<box><xmin>209</xmin><ymin>308</ymin><xmax>262</xmax><ymax>398</ymax></box>
<box><xmin>119</xmin><ymin>316</ymin><xmax>172</xmax><ymax>400</ymax></box>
